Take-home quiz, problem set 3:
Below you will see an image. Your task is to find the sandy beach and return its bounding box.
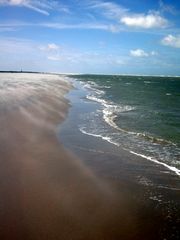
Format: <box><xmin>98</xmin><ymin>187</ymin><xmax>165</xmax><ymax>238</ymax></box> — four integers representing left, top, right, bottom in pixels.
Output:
<box><xmin>0</xmin><ymin>73</ymin><xmax>133</xmax><ymax>240</ymax></box>
<box><xmin>0</xmin><ymin>73</ymin><xmax>179</xmax><ymax>240</ymax></box>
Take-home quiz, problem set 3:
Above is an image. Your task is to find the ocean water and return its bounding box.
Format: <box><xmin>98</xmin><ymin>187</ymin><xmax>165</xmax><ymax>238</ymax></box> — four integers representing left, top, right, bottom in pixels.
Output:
<box><xmin>69</xmin><ymin>75</ymin><xmax>180</xmax><ymax>176</ymax></box>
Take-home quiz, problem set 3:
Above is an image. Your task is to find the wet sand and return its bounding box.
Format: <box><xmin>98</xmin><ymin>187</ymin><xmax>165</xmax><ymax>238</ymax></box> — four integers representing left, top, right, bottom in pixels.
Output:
<box><xmin>59</xmin><ymin>79</ymin><xmax>180</xmax><ymax>240</ymax></box>
<box><xmin>0</xmin><ymin>73</ymin><xmax>179</xmax><ymax>240</ymax></box>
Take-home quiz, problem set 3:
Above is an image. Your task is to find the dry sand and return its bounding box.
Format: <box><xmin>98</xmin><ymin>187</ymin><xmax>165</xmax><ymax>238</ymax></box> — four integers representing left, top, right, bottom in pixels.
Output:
<box><xmin>0</xmin><ymin>73</ymin><xmax>136</xmax><ymax>240</ymax></box>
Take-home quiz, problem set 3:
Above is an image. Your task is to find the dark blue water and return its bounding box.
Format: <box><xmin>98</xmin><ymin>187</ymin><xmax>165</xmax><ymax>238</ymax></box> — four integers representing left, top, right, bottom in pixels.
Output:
<box><xmin>69</xmin><ymin>75</ymin><xmax>180</xmax><ymax>176</ymax></box>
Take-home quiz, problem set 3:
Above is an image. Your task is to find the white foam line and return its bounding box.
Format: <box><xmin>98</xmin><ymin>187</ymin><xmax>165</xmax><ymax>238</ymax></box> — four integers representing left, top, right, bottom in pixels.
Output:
<box><xmin>79</xmin><ymin>80</ymin><xmax>180</xmax><ymax>177</ymax></box>
<box><xmin>129</xmin><ymin>151</ymin><xmax>180</xmax><ymax>176</ymax></box>
<box><xmin>79</xmin><ymin>128</ymin><xmax>119</xmax><ymax>146</ymax></box>
<box><xmin>80</xmin><ymin>128</ymin><xmax>180</xmax><ymax>177</ymax></box>
<box><xmin>88</xmin><ymin>95</ymin><xmax>176</xmax><ymax>146</ymax></box>
<box><xmin>157</xmin><ymin>185</ymin><xmax>180</xmax><ymax>191</ymax></box>
<box><xmin>103</xmin><ymin>110</ymin><xmax>137</xmax><ymax>135</ymax></box>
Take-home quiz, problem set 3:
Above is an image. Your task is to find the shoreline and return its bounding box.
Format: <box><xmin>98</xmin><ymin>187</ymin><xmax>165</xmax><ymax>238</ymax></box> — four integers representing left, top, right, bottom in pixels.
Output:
<box><xmin>0</xmin><ymin>73</ymin><xmax>134</xmax><ymax>240</ymax></box>
<box><xmin>0</xmin><ymin>73</ymin><xmax>180</xmax><ymax>239</ymax></box>
<box><xmin>60</xmin><ymin>77</ymin><xmax>180</xmax><ymax>187</ymax></box>
<box><xmin>0</xmin><ymin>73</ymin><xmax>74</xmax><ymax>239</ymax></box>
<box><xmin>67</xmin><ymin>75</ymin><xmax>180</xmax><ymax>177</ymax></box>
<box><xmin>59</xmin><ymin>77</ymin><xmax>180</xmax><ymax>239</ymax></box>
<box><xmin>63</xmin><ymin>77</ymin><xmax>180</xmax><ymax>177</ymax></box>
<box><xmin>1</xmin><ymin>73</ymin><xmax>117</xmax><ymax>239</ymax></box>
<box><xmin>0</xmin><ymin>71</ymin><xmax>179</xmax><ymax>78</ymax></box>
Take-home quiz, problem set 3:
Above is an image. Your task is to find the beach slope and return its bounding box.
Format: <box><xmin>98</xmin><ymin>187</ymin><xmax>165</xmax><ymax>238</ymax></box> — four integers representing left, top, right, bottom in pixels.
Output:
<box><xmin>0</xmin><ymin>73</ymin><xmax>134</xmax><ymax>240</ymax></box>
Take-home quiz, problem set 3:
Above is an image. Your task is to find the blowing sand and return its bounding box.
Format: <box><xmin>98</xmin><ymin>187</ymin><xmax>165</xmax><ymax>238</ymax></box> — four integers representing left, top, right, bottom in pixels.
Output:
<box><xmin>0</xmin><ymin>73</ymin><xmax>136</xmax><ymax>240</ymax></box>
<box><xmin>1</xmin><ymin>73</ymin><xmax>179</xmax><ymax>240</ymax></box>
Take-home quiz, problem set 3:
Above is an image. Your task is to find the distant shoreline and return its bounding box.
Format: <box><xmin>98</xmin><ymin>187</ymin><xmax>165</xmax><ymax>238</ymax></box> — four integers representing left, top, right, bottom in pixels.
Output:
<box><xmin>0</xmin><ymin>70</ymin><xmax>55</xmax><ymax>75</ymax></box>
<box><xmin>0</xmin><ymin>71</ymin><xmax>179</xmax><ymax>78</ymax></box>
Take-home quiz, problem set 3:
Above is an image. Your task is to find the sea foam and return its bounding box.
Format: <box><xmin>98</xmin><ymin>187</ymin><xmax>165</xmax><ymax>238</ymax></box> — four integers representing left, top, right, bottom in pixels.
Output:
<box><xmin>77</xmin><ymin>77</ymin><xmax>180</xmax><ymax>177</ymax></box>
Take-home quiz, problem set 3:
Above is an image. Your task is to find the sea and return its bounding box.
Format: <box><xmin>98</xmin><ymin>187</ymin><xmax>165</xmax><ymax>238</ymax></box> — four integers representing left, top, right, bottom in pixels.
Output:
<box><xmin>69</xmin><ymin>74</ymin><xmax>180</xmax><ymax>176</ymax></box>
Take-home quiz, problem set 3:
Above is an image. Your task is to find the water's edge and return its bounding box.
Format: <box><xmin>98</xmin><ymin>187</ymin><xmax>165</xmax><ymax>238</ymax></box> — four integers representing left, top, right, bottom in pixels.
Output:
<box><xmin>63</xmin><ymin>77</ymin><xmax>180</xmax><ymax>177</ymax></box>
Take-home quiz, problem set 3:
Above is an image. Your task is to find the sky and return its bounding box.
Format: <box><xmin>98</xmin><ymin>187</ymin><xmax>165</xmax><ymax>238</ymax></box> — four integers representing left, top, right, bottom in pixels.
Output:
<box><xmin>0</xmin><ymin>0</ymin><xmax>180</xmax><ymax>75</ymax></box>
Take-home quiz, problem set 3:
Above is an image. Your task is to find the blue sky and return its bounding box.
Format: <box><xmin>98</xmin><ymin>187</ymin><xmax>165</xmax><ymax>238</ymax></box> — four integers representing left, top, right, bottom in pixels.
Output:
<box><xmin>0</xmin><ymin>0</ymin><xmax>180</xmax><ymax>75</ymax></box>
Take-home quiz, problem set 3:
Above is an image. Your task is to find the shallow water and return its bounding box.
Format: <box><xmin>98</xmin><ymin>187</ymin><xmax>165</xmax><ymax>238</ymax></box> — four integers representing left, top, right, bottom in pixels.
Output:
<box><xmin>68</xmin><ymin>75</ymin><xmax>180</xmax><ymax>176</ymax></box>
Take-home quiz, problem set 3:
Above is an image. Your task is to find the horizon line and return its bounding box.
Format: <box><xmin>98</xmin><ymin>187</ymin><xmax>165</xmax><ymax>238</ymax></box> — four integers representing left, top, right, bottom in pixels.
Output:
<box><xmin>0</xmin><ymin>70</ymin><xmax>179</xmax><ymax>78</ymax></box>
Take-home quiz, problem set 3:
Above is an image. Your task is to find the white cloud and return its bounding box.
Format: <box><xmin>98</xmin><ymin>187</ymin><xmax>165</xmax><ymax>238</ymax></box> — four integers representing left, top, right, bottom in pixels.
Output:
<box><xmin>88</xmin><ymin>1</ymin><xmax>169</xmax><ymax>29</ymax></box>
<box><xmin>0</xmin><ymin>0</ymin><xmax>69</xmax><ymax>15</ymax></box>
<box><xmin>8</xmin><ymin>0</ymin><xmax>26</xmax><ymax>5</ymax></box>
<box><xmin>88</xmin><ymin>1</ymin><xmax>128</xmax><ymax>20</ymax></box>
<box><xmin>130</xmin><ymin>49</ymin><xmax>149</xmax><ymax>57</ymax></box>
<box><xmin>0</xmin><ymin>37</ymin><xmax>63</xmax><ymax>71</ymax></box>
<box><xmin>47</xmin><ymin>55</ymin><xmax>61</xmax><ymax>61</ymax></box>
<box><xmin>0</xmin><ymin>0</ymin><xmax>49</xmax><ymax>15</ymax></box>
<box><xmin>40</xmin><ymin>22</ymin><xmax>121</xmax><ymax>32</ymax></box>
<box><xmin>39</xmin><ymin>43</ymin><xmax>60</xmax><ymax>53</ymax></box>
<box><xmin>121</xmin><ymin>13</ymin><xmax>168</xmax><ymax>28</ymax></box>
<box><xmin>151</xmin><ymin>51</ymin><xmax>158</xmax><ymax>56</ymax></box>
<box><xmin>39</xmin><ymin>43</ymin><xmax>65</xmax><ymax>62</ymax></box>
<box><xmin>47</xmin><ymin>43</ymin><xmax>59</xmax><ymax>50</ymax></box>
<box><xmin>159</xmin><ymin>0</ymin><xmax>177</xmax><ymax>15</ymax></box>
<box><xmin>0</xmin><ymin>1</ymin><xmax>170</xmax><ymax>32</ymax></box>
<box><xmin>0</xmin><ymin>21</ymin><xmax>123</xmax><ymax>33</ymax></box>
<box><xmin>130</xmin><ymin>49</ymin><xmax>158</xmax><ymax>57</ymax></box>
<box><xmin>161</xmin><ymin>35</ymin><xmax>180</xmax><ymax>48</ymax></box>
